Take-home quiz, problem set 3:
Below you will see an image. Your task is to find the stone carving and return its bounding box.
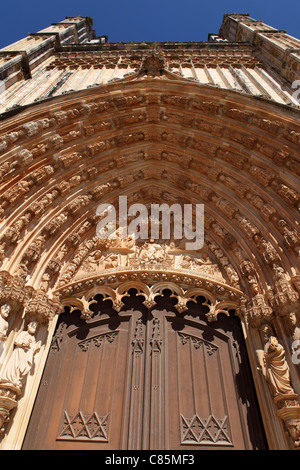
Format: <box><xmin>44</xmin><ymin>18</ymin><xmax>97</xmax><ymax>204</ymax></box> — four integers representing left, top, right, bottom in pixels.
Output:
<box><xmin>139</xmin><ymin>52</ymin><xmax>166</xmax><ymax>77</ymax></box>
<box><xmin>80</xmin><ymin>252</ymin><xmax>119</xmax><ymax>273</ymax></box>
<box><xmin>257</xmin><ymin>325</ymin><xmax>294</xmax><ymax>397</ymax></box>
<box><xmin>245</xmin><ymin>294</ymin><xmax>274</xmax><ymax>327</ymax></box>
<box><xmin>44</xmin><ymin>212</ymin><xmax>68</xmax><ymax>235</ymax></box>
<box><xmin>290</xmin><ymin>313</ymin><xmax>300</xmax><ymax>365</ymax></box>
<box><xmin>136</xmin><ymin>241</ymin><xmax>165</xmax><ymax>265</ymax></box>
<box><xmin>277</xmin><ymin>219</ymin><xmax>300</xmax><ymax>249</ymax></box>
<box><xmin>2</xmin><ymin>213</ymin><xmax>32</xmax><ymax>244</ymax></box>
<box><xmin>2</xmin><ymin>180</ymin><xmax>32</xmax><ymax>206</ymax></box>
<box><xmin>22</xmin><ymin>235</ymin><xmax>47</xmax><ymax>265</ymax></box>
<box><xmin>255</xmin><ymin>237</ymin><xmax>280</xmax><ymax>265</ymax></box>
<box><xmin>178</xmin><ymin>254</ymin><xmax>223</xmax><ymax>280</ymax></box>
<box><xmin>0</xmin><ymin>272</ymin><xmax>33</xmax><ymax>314</ymax></box>
<box><xmin>236</xmin><ymin>215</ymin><xmax>260</xmax><ymax>239</ymax></box>
<box><xmin>61</xmin><ymin>281</ymin><xmax>239</xmax><ymax>324</ymax></box>
<box><xmin>267</xmin><ymin>266</ymin><xmax>300</xmax><ymax>315</ymax></box>
<box><xmin>0</xmin><ymin>315</ymin><xmax>43</xmax><ymax>433</ymax></box>
<box><xmin>0</xmin><ymin>319</ymin><xmax>41</xmax><ymax>391</ymax></box>
<box><xmin>24</xmin><ymin>291</ymin><xmax>63</xmax><ymax>323</ymax></box>
<box><xmin>29</xmin><ymin>190</ymin><xmax>59</xmax><ymax>217</ymax></box>
<box><xmin>0</xmin><ymin>305</ymin><xmax>10</xmax><ymax>342</ymax></box>
<box><xmin>61</xmin><ymin>236</ymin><xmax>231</xmax><ymax>288</ymax></box>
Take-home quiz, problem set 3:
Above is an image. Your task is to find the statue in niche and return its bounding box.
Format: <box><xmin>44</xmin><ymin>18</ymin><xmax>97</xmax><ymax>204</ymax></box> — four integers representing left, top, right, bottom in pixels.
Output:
<box><xmin>0</xmin><ymin>304</ymin><xmax>10</xmax><ymax>342</ymax></box>
<box><xmin>273</xmin><ymin>266</ymin><xmax>292</xmax><ymax>290</ymax></box>
<box><xmin>40</xmin><ymin>272</ymin><xmax>51</xmax><ymax>292</ymax></box>
<box><xmin>0</xmin><ymin>319</ymin><xmax>41</xmax><ymax>391</ymax></box>
<box><xmin>257</xmin><ymin>324</ymin><xmax>294</xmax><ymax>397</ymax></box>
<box><xmin>290</xmin><ymin>313</ymin><xmax>300</xmax><ymax>365</ymax></box>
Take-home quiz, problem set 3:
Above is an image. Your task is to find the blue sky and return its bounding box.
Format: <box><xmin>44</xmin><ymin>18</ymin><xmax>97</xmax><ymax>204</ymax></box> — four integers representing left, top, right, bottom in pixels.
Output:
<box><xmin>0</xmin><ymin>0</ymin><xmax>299</xmax><ymax>48</ymax></box>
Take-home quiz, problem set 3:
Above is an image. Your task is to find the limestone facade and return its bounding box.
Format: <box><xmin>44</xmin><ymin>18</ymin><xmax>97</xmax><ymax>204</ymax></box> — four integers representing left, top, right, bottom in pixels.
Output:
<box><xmin>0</xmin><ymin>13</ymin><xmax>299</xmax><ymax>449</ymax></box>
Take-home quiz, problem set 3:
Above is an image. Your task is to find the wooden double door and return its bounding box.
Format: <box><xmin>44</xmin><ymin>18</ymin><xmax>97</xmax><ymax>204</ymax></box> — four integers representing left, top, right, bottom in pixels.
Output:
<box><xmin>23</xmin><ymin>295</ymin><xmax>267</xmax><ymax>450</ymax></box>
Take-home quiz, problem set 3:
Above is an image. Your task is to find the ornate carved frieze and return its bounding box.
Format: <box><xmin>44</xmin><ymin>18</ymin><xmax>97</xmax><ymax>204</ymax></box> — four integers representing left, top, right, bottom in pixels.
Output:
<box><xmin>59</xmin><ymin>280</ymin><xmax>240</xmax><ymax>323</ymax></box>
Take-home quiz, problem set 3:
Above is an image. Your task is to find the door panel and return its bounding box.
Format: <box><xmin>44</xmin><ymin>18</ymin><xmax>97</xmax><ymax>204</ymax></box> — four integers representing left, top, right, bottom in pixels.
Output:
<box><xmin>165</xmin><ymin>317</ymin><xmax>241</xmax><ymax>449</ymax></box>
<box><xmin>23</xmin><ymin>312</ymin><xmax>139</xmax><ymax>450</ymax></box>
<box><xmin>22</xmin><ymin>297</ymin><xmax>267</xmax><ymax>450</ymax></box>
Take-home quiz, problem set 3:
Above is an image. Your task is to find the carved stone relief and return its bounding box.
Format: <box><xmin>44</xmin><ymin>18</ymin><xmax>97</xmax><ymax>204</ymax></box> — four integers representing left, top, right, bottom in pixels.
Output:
<box><xmin>0</xmin><ymin>305</ymin><xmax>10</xmax><ymax>343</ymax></box>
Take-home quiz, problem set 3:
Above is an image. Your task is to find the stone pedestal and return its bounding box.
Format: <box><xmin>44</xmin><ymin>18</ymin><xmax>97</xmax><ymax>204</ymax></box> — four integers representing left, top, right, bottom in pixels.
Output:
<box><xmin>0</xmin><ymin>384</ymin><xmax>20</xmax><ymax>435</ymax></box>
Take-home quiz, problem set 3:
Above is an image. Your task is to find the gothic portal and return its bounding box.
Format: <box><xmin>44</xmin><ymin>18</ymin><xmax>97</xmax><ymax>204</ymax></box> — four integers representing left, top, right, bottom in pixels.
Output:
<box><xmin>0</xmin><ymin>14</ymin><xmax>299</xmax><ymax>450</ymax></box>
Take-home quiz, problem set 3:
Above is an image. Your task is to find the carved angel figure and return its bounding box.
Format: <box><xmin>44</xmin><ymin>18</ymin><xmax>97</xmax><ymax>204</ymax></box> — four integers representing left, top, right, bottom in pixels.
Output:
<box><xmin>0</xmin><ymin>304</ymin><xmax>10</xmax><ymax>342</ymax></box>
<box><xmin>0</xmin><ymin>320</ymin><xmax>41</xmax><ymax>391</ymax></box>
<box><xmin>257</xmin><ymin>325</ymin><xmax>294</xmax><ymax>397</ymax></box>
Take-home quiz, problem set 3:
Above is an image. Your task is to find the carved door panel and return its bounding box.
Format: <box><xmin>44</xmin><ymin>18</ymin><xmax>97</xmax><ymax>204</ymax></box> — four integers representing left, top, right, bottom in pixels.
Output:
<box><xmin>23</xmin><ymin>302</ymin><xmax>266</xmax><ymax>450</ymax></box>
<box><xmin>23</xmin><ymin>310</ymin><xmax>144</xmax><ymax>450</ymax></box>
<box><xmin>162</xmin><ymin>313</ymin><xmax>244</xmax><ymax>449</ymax></box>
<box><xmin>140</xmin><ymin>309</ymin><xmax>264</xmax><ymax>450</ymax></box>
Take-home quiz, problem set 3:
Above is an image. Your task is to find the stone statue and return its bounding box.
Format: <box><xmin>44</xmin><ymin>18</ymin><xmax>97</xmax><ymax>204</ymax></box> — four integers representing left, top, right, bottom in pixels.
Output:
<box><xmin>0</xmin><ymin>319</ymin><xmax>41</xmax><ymax>391</ymax></box>
<box><xmin>290</xmin><ymin>313</ymin><xmax>300</xmax><ymax>365</ymax></box>
<box><xmin>0</xmin><ymin>304</ymin><xmax>10</xmax><ymax>342</ymax></box>
<box><xmin>257</xmin><ymin>325</ymin><xmax>294</xmax><ymax>397</ymax></box>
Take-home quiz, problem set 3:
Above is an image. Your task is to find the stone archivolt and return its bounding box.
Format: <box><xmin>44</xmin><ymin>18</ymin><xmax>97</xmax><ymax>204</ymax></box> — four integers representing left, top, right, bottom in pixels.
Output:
<box><xmin>0</xmin><ymin>60</ymin><xmax>299</xmax><ymax>448</ymax></box>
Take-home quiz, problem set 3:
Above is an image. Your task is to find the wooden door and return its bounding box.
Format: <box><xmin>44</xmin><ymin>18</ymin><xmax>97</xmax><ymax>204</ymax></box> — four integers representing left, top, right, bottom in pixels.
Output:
<box><xmin>22</xmin><ymin>295</ymin><xmax>267</xmax><ymax>450</ymax></box>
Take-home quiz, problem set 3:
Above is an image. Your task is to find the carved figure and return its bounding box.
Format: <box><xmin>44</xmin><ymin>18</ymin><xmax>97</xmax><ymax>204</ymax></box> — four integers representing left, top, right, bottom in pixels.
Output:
<box><xmin>257</xmin><ymin>325</ymin><xmax>294</xmax><ymax>397</ymax></box>
<box><xmin>0</xmin><ymin>305</ymin><xmax>10</xmax><ymax>342</ymax></box>
<box><xmin>138</xmin><ymin>241</ymin><xmax>165</xmax><ymax>264</ymax></box>
<box><xmin>0</xmin><ymin>320</ymin><xmax>41</xmax><ymax>391</ymax></box>
<box><xmin>290</xmin><ymin>313</ymin><xmax>300</xmax><ymax>364</ymax></box>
